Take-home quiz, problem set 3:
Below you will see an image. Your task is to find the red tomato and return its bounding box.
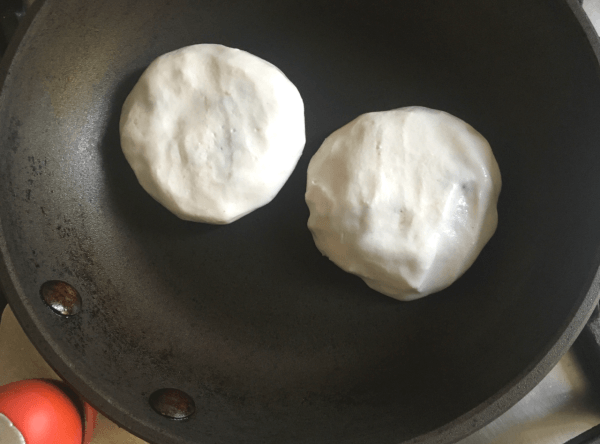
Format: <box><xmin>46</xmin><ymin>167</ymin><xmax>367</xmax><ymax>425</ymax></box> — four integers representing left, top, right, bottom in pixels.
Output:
<box><xmin>0</xmin><ymin>379</ymin><xmax>82</xmax><ymax>444</ymax></box>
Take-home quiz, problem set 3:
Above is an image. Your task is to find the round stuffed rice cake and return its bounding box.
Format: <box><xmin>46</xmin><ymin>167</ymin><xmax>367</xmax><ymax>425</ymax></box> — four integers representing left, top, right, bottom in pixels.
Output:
<box><xmin>120</xmin><ymin>44</ymin><xmax>305</xmax><ymax>224</ymax></box>
<box><xmin>305</xmin><ymin>107</ymin><xmax>501</xmax><ymax>301</ymax></box>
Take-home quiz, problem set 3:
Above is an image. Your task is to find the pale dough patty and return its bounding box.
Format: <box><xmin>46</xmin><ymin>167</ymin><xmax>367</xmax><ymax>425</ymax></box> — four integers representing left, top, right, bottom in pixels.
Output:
<box><xmin>306</xmin><ymin>107</ymin><xmax>501</xmax><ymax>301</ymax></box>
<box><xmin>120</xmin><ymin>44</ymin><xmax>305</xmax><ymax>224</ymax></box>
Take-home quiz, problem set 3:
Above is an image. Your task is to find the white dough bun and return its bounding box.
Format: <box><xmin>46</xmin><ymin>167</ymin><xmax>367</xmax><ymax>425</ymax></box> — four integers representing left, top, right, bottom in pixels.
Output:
<box><xmin>305</xmin><ymin>107</ymin><xmax>501</xmax><ymax>301</ymax></box>
<box><xmin>120</xmin><ymin>44</ymin><xmax>305</xmax><ymax>224</ymax></box>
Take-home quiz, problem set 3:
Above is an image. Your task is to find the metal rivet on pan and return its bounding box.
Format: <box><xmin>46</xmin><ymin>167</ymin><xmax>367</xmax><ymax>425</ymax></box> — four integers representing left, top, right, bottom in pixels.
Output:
<box><xmin>40</xmin><ymin>280</ymin><xmax>82</xmax><ymax>316</ymax></box>
<box><xmin>149</xmin><ymin>388</ymin><xmax>195</xmax><ymax>420</ymax></box>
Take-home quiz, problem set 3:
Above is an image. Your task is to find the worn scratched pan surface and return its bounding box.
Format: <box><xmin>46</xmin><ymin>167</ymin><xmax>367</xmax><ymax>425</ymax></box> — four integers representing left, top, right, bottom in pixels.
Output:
<box><xmin>2</xmin><ymin>0</ymin><xmax>600</xmax><ymax>443</ymax></box>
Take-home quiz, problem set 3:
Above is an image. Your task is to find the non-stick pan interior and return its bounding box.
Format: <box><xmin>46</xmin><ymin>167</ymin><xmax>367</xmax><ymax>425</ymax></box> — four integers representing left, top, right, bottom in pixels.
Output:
<box><xmin>1</xmin><ymin>0</ymin><xmax>600</xmax><ymax>443</ymax></box>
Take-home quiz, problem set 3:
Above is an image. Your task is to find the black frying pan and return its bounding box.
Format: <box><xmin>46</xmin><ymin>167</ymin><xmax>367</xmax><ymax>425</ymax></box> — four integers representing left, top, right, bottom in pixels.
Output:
<box><xmin>2</xmin><ymin>0</ymin><xmax>600</xmax><ymax>443</ymax></box>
